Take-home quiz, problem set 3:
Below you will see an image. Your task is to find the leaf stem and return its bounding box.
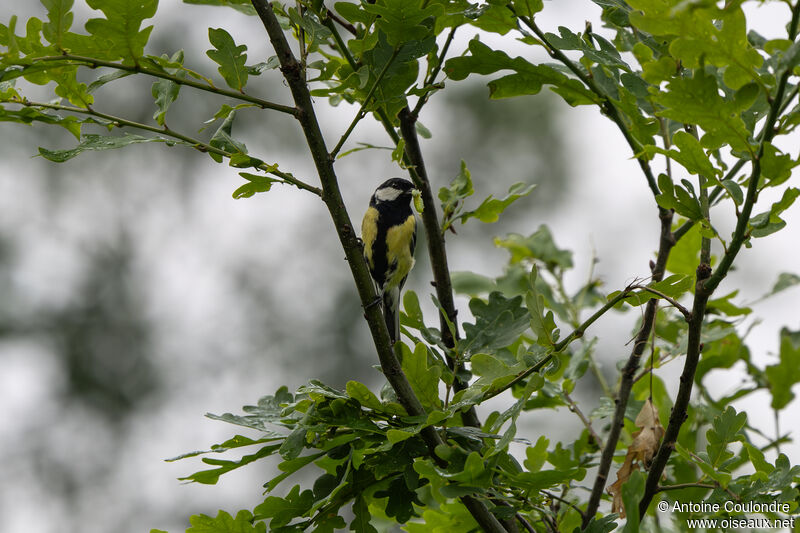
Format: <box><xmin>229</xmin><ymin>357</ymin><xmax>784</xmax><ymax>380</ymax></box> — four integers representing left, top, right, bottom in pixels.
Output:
<box><xmin>563</xmin><ymin>390</ymin><xmax>604</xmax><ymax>449</ymax></box>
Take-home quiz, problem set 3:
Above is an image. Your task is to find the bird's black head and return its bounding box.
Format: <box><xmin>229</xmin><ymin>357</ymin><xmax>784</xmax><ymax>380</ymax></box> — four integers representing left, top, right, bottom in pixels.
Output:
<box><xmin>372</xmin><ymin>178</ymin><xmax>415</xmax><ymax>204</ymax></box>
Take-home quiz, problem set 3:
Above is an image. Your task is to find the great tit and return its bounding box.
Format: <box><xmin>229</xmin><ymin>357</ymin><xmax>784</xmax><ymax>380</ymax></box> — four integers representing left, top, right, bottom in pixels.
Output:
<box><xmin>361</xmin><ymin>178</ymin><xmax>417</xmax><ymax>343</ymax></box>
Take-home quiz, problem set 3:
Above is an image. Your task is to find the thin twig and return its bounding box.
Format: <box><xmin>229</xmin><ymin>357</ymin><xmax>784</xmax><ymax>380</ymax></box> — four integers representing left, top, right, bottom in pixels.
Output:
<box><xmin>649</xmin><ymin>306</ymin><xmax>657</xmax><ymax>400</ymax></box>
<box><xmin>563</xmin><ymin>390</ymin><xmax>604</xmax><ymax>449</ymax></box>
<box><xmin>516</xmin><ymin>513</ymin><xmax>536</xmax><ymax>533</ymax></box>
<box><xmin>629</xmin><ymin>285</ymin><xmax>691</xmax><ymax>320</ymax></box>
<box><xmin>412</xmin><ymin>25</ymin><xmax>459</xmax><ymax>116</ymax></box>
<box><xmin>655</xmin><ymin>482</ymin><xmax>716</xmax><ymax>493</ymax></box>
<box><xmin>325</xmin><ymin>6</ymin><xmax>357</xmax><ymax>36</ymax></box>
<box><xmin>329</xmin><ymin>48</ymin><xmax>400</xmax><ymax>159</ymax></box>
<box><xmin>483</xmin><ymin>285</ymin><xmax>639</xmax><ymax>402</ymax></box>
<box><xmin>541</xmin><ymin>490</ymin><xmax>587</xmax><ymax>521</ymax></box>
<box><xmin>26</xmin><ymin>54</ymin><xmax>298</xmax><ymax>115</ymax></box>
<box><xmin>9</xmin><ymin>97</ymin><xmax>320</xmax><ymax>194</ymax></box>
<box><xmin>511</xmin><ymin>9</ymin><xmax>660</xmax><ymax>198</ymax></box>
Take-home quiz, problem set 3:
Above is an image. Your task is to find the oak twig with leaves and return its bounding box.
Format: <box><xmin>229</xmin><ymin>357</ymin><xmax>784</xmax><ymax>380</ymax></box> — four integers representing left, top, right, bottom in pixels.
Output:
<box><xmin>3</xmin><ymin>0</ymin><xmax>800</xmax><ymax>531</ymax></box>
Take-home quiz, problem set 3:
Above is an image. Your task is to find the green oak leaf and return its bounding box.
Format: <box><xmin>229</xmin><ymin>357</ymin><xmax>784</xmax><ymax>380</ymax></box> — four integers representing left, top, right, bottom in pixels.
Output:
<box><xmin>207</xmin><ymin>27</ymin><xmax>249</xmax><ymax>91</ymax></box>
<box><xmin>84</xmin><ymin>0</ymin><xmax>158</xmax><ymax>62</ymax></box>
<box><xmin>706</xmin><ymin>406</ymin><xmax>747</xmax><ymax>469</ymax></box>
<box><xmin>351</xmin><ymin>495</ymin><xmax>379</xmax><ymax>533</ymax></box>
<box><xmin>655</xmin><ymin>70</ymin><xmax>753</xmax><ymax>152</ymax></box>
<box><xmin>38</xmin><ymin>133</ymin><xmax>182</xmax><ymax>162</ymax></box>
<box><xmin>461</xmin><ymin>291</ymin><xmax>530</xmax><ymax>355</ymax></box>
<box><xmin>444</xmin><ymin>40</ymin><xmax>597</xmax><ymax>106</ymax></box>
<box><xmin>151</xmin><ymin>50</ymin><xmax>186</xmax><ymax>126</ymax></box>
<box><xmin>644</xmin><ymin>131</ymin><xmax>721</xmax><ymax>183</ymax></box>
<box><xmin>765</xmin><ymin>328</ymin><xmax>800</xmax><ymax>409</ymax></box>
<box><xmin>187</xmin><ymin>510</ymin><xmax>266</xmax><ymax>533</ymax></box>
<box><xmin>495</xmin><ymin>225</ymin><xmax>573</xmax><ymax>270</ymax></box>
<box><xmin>0</xmin><ymin>105</ymin><xmax>82</xmax><ymax>139</ymax></box>
<box><xmin>183</xmin><ymin>0</ymin><xmax>256</xmax><ymax>15</ymax></box>
<box><xmin>179</xmin><ymin>444</ymin><xmax>281</xmax><ymax>485</ymax></box>
<box><xmin>401</xmin><ymin>342</ymin><xmax>442</xmax><ymax>411</ymax></box>
<box><xmin>41</xmin><ymin>0</ymin><xmax>74</xmax><ymax>48</ymax></box>
<box><xmin>255</xmin><ymin>485</ymin><xmax>314</xmax><ymax>529</ymax></box>
<box><xmin>458</xmin><ymin>183</ymin><xmax>536</xmax><ymax>224</ymax></box>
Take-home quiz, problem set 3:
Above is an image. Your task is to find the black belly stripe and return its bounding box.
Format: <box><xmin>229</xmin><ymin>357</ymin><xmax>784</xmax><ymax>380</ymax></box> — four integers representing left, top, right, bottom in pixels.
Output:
<box><xmin>368</xmin><ymin>196</ymin><xmax>414</xmax><ymax>290</ymax></box>
<box><xmin>371</xmin><ymin>217</ymin><xmax>389</xmax><ymax>287</ymax></box>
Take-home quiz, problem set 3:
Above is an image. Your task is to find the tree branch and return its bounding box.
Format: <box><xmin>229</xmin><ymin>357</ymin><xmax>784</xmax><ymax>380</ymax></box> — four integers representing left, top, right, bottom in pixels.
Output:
<box><xmin>248</xmin><ymin>2</ymin><xmax>507</xmax><ymax>531</ymax></box>
<box><xmin>563</xmin><ymin>390</ymin><xmax>604</xmax><ymax>449</ymax></box>
<box><xmin>638</xmin><ymin>1</ymin><xmax>800</xmax><ymax>516</ymax></box>
<box><xmin>8</xmin><ymin>97</ymin><xmax>321</xmax><ymax>195</ymax></box>
<box><xmin>636</xmin><ymin>265</ymin><xmax>711</xmax><ymax>517</ymax></box>
<box><xmin>582</xmin><ymin>207</ymin><xmax>674</xmax><ymax>527</ymax></box>
<box><xmin>329</xmin><ymin>47</ymin><xmax>399</xmax><ymax>159</ymax></box>
<box><xmin>511</xmin><ymin>10</ymin><xmax>660</xmax><ymax>198</ymax></box>
<box><xmin>483</xmin><ymin>283</ymin><xmax>640</xmax><ymax>402</ymax></box>
<box><xmin>397</xmin><ymin>107</ymin><xmax>484</xmax><ymax>429</ymax></box>
<box><xmin>629</xmin><ymin>285</ymin><xmax>691</xmax><ymax>320</ymax></box>
<box><xmin>27</xmin><ymin>54</ymin><xmax>299</xmax><ymax>116</ymax></box>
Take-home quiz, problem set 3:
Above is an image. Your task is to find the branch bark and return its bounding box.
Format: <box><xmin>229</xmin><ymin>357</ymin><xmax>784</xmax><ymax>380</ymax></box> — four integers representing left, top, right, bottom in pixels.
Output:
<box><xmin>637</xmin><ymin>266</ymin><xmax>710</xmax><ymax>516</ymax></box>
<box><xmin>398</xmin><ymin>107</ymin><xmax>482</xmax><ymax>429</ymax></box>
<box><xmin>248</xmin><ymin>2</ymin><xmax>507</xmax><ymax>531</ymax></box>
<box><xmin>322</xmin><ymin>15</ymin><xmax>476</xmax><ymax>422</ymax></box>
<box><xmin>637</xmin><ymin>1</ymin><xmax>800</xmax><ymax>516</ymax></box>
<box><xmin>582</xmin><ymin>207</ymin><xmax>674</xmax><ymax>527</ymax></box>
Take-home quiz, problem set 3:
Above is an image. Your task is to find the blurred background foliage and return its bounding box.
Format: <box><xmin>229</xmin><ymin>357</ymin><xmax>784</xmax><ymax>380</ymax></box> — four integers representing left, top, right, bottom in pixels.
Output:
<box><xmin>0</xmin><ymin>3</ymin><xmax>570</xmax><ymax>531</ymax></box>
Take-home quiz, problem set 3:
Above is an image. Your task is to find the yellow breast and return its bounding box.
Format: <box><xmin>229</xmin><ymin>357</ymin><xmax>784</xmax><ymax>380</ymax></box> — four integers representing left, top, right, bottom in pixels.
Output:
<box><xmin>385</xmin><ymin>214</ymin><xmax>416</xmax><ymax>288</ymax></box>
<box><xmin>361</xmin><ymin>206</ymin><xmax>379</xmax><ymax>268</ymax></box>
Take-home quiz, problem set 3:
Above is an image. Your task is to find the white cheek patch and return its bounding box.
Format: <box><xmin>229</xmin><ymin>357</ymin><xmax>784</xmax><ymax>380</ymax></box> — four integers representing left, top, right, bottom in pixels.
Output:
<box><xmin>374</xmin><ymin>187</ymin><xmax>403</xmax><ymax>202</ymax></box>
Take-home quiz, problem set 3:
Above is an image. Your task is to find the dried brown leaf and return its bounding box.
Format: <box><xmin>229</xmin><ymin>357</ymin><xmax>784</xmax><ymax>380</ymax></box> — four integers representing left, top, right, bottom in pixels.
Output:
<box><xmin>607</xmin><ymin>399</ymin><xmax>665</xmax><ymax>518</ymax></box>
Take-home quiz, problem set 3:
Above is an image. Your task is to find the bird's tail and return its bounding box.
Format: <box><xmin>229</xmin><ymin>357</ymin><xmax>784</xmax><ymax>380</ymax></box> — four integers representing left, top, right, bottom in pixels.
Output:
<box><xmin>382</xmin><ymin>286</ymin><xmax>401</xmax><ymax>344</ymax></box>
